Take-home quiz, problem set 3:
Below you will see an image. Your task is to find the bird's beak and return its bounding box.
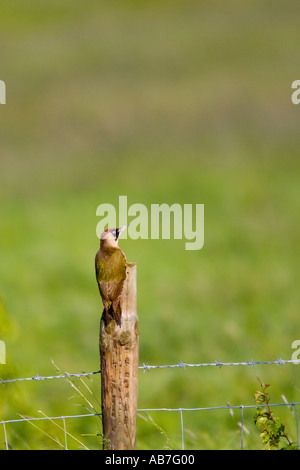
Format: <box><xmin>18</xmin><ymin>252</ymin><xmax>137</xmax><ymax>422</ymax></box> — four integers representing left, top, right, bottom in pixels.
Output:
<box><xmin>116</xmin><ymin>223</ymin><xmax>130</xmax><ymax>239</ymax></box>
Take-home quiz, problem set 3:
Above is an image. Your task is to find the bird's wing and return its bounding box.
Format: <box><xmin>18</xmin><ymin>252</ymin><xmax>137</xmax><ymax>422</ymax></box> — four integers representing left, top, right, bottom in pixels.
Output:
<box><xmin>95</xmin><ymin>248</ymin><xmax>127</xmax><ymax>303</ymax></box>
<box><xmin>99</xmin><ymin>279</ymin><xmax>125</xmax><ymax>304</ymax></box>
<box><xmin>96</xmin><ymin>249</ymin><xmax>126</xmax><ymax>280</ymax></box>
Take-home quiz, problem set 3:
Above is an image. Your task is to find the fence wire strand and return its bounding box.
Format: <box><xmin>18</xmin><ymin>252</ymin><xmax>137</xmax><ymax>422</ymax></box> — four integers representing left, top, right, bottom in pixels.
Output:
<box><xmin>1</xmin><ymin>357</ymin><xmax>300</xmax><ymax>385</ymax></box>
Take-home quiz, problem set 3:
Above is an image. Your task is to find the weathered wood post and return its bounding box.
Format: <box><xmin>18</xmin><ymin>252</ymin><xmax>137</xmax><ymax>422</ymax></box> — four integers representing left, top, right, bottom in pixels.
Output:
<box><xmin>99</xmin><ymin>262</ymin><xmax>139</xmax><ymax>450</ymax></box>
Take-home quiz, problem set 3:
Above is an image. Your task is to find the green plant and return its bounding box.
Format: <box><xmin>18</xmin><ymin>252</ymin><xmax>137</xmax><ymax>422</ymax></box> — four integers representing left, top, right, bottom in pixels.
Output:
<box><xmin>254</xmin><ymin>382</ymin><xmax>297</xmax><ymax>450</ymax></box>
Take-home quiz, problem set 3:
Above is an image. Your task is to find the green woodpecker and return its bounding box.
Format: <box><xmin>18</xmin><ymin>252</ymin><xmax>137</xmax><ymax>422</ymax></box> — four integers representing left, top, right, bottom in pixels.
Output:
<box><xmin>95</xmin><ymin>225</ymin><xmax>129</xmax><ymax>326</ymax></box>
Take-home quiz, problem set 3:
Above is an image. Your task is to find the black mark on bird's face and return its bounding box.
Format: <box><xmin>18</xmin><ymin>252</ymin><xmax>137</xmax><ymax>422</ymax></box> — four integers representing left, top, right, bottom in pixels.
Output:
<box><xmin>102</xmin><ymin>225</ymin><xmax>128</xmax><ymax>242</ymax></box>
<box><xmin>107</xmin><ymin>228</ymin><xmax>119</xmax><ymax>240</ymax></box>
<box><xmin>115</xmin><ymin>228</ymin><xmax>121</xmax><ymax>240</ymax></box>
<box><xmin>108</xmin><ymin>229</ymin><xmax>118</xmax><ymax>240</ymax></box>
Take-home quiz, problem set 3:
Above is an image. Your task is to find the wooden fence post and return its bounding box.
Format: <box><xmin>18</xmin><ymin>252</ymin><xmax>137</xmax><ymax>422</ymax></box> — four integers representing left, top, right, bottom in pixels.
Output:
<box><xmin>99</xmin><ymin>262</ymin><xmax>139</xmax><ymax>450</ymax></box>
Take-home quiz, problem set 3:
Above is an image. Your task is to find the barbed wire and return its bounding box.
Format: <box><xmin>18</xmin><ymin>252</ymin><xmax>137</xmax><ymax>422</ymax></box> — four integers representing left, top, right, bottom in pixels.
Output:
<box><xmin>0</xmin><ymin>370</ymin><xmax>100</xmax><ymax>385</ymax></box>
<box><xmin>1</xmin><ymin>357</ymin><xmax>299</xmax><ymax>385</ymax></box>
<box><xmin>140</xmin><ymin>357</ymin><xmax>300</xmax><ymax>372</ymax></box>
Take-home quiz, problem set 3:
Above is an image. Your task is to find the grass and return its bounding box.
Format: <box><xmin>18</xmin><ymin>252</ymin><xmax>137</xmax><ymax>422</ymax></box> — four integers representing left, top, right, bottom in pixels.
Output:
<box><xmin>1</xmin><ymin>0</ymin><xmax>300</xmax><ymax>449</ymax></box>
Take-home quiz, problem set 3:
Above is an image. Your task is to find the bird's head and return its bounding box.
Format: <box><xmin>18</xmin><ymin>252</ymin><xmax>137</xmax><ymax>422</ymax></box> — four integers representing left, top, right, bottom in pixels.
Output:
<box><xmin>100</xmin><ymin>224</ymin><xmax>129</xmax><ymax>248</ymax></box>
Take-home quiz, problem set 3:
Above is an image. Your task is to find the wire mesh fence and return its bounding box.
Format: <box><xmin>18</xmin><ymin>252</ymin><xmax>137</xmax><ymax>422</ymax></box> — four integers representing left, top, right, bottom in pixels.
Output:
<box><xmin>1</xmin><ymin>357</ymin><xmax>300</xmax><ymax>450</ymax></box>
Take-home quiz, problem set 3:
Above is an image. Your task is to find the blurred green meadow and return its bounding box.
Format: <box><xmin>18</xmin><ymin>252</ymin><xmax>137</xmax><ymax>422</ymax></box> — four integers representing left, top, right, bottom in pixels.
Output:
<box><xmin>1</xmin><ymin>0</ymin><xmax>300</xmax><ymax>449</ymax></box>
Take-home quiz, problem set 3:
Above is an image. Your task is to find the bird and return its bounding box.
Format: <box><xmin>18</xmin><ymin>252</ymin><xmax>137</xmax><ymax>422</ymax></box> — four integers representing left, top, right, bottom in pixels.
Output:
<box><xmin>95</xmin><ymin>225</ymin><xmax>129</xmax><ymax>326</ymax></box>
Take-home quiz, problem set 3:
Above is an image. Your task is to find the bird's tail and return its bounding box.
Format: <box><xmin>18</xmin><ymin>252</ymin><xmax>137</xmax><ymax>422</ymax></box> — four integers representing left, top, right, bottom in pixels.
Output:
<box><xmin>113</xmin><ymin>303</ymin><xmax>122</xmax><ymax>327</ymax></box>
<box><xmin>102</xmin><ymin>303</ymin><xmax>122</xmax><ymax>327</ymax></box>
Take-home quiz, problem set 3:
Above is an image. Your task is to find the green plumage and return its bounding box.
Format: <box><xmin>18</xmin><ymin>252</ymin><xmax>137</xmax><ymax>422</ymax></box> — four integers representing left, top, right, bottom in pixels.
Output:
<box><xmin>95</xmin><ymin>244</ymin><xmax>127</xmax><ymax>325</ymax></box>
<box><xmin>96</xmin><ymin>247</ymin><xmax>127</xmax><ymax>283</ymax></box>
